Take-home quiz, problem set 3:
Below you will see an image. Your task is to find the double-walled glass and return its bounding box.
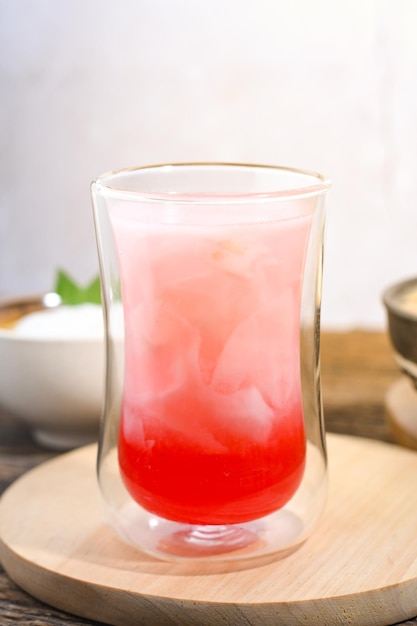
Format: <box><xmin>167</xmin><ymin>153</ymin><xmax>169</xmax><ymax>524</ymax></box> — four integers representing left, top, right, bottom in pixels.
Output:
<box><xmin>92</xmin><ymin>163</ymin><xmax>330</xmax><ymax>563</ymax></box>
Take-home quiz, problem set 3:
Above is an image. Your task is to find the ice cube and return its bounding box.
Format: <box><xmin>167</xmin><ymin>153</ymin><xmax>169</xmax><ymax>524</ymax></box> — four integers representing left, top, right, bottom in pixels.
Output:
<box><xmin>210</xmin><ymin>291</ymin><xmax>301</xmax><ymax>410</ymax></box>
<box><xmin>205</xmin><ymin>385</ymin><xmax>275</xmax><ymax>444</ymax></box>
<box><xmin>124</xmin><ymin>305</ymin><xmax>200</xmax><ymax>399</ymax></box>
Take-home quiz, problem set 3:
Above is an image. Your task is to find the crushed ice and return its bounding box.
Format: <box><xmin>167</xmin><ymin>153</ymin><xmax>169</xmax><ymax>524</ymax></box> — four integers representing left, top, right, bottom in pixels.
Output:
<box><xmin>12</xmin><ymin>304</ymin><xmax>104</xmax><ymax>339</ymax></box>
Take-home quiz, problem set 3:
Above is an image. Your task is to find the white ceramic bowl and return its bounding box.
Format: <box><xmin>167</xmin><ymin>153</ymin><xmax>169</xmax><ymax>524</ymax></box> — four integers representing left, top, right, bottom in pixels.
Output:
<box><xmin>0</xmin><ymin>293</ymin><xmax>105</xmax><ymax>449</ymax></box>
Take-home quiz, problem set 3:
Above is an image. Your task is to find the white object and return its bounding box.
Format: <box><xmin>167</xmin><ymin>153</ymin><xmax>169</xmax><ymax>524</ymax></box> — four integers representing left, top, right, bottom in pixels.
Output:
<box><xmin>0</xmin><ymin>296</ymin><xmax>106</xmax><ymax>449</ymax></box>
<box><xmin>13</xmin><ymin>304</ymin><xmax>104</xmax><ymax>339</ymax></box>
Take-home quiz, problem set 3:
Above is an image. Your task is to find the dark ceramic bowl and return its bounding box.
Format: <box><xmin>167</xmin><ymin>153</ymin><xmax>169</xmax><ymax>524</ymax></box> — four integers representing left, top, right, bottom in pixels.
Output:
<box><xmin>383</xmin><ymin>277</ymin><xmax>417</xmax><ymax>387</ymax></box>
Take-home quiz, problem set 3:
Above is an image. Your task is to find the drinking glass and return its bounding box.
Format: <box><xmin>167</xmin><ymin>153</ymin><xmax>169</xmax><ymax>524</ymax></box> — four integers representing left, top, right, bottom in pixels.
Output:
<box><xmin>92</xmin><ymin>163</ymin><xmax>330</xmax><ymax>563</ymax></box>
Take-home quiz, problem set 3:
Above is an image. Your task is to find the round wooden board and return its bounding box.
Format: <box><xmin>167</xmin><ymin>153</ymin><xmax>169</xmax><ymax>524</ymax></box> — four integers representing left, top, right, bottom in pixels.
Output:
<box><xmin>1</xmin><ymin>434</ymin><xmax>417</xmax><ymax>626</ymax></box>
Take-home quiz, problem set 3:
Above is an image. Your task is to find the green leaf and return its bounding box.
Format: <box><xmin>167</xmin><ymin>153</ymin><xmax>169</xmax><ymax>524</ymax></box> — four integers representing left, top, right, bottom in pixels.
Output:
<box><xmin>54</xmin><ymin>269</ymin><xmax>101</xmax><ymax>305</ymax></box>
<box><xmin>82</xmin><ymin>275</ymin><xmax>102</xmax><ymax>305</ymax></box>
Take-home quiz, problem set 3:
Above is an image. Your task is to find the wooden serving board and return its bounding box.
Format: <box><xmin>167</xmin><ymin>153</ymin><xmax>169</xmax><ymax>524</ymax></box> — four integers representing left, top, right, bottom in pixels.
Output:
<box><xmin>1</xmin><ymin>434</ymin><xmax>417</xmax><ymax>626</ymax></box>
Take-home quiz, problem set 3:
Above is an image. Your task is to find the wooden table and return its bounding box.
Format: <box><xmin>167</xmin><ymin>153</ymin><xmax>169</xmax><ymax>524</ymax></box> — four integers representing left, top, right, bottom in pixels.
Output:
<box><xmin>0</xmin><ymin>330</ymin><xmax>416</xmax><ymax>625</ymax></box>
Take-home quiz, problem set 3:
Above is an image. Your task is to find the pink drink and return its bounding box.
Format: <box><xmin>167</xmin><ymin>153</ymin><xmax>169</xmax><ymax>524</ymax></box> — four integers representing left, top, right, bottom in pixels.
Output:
<box><xmin>111</xmin><ymin>206</ymin><xmax>311</xmax><ymax>525</ymax></box>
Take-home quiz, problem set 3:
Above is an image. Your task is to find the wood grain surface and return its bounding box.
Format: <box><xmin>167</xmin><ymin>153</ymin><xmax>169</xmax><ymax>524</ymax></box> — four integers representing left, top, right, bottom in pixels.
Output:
<box><xmin>0</xmin><ymin>330</ymin><xmax>415</xmax><ymax>625</ymax></box>
<box><xmin>2</xmin><ymin>433</ymin><xmax>417</xmax><ymax>626</ymax></box>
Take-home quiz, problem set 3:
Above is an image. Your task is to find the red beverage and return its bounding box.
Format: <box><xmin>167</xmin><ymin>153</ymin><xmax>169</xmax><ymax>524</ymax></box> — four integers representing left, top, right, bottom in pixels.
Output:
<box><xmin>111</xmin><ymin>208</ymin><xmax>310</xmax><ymax>525</ymax></box>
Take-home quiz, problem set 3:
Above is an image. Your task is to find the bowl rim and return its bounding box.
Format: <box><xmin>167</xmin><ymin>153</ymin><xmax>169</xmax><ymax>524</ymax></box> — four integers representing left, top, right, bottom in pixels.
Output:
<box><xmin>383</xmin><ymin>276</ymin><xmax>417</xmax><ymax>322</ymax></box>
<box><xmin>0</xmin><ymin>292</ymin><xmax>104</xmax><ymax>343</ymax></box>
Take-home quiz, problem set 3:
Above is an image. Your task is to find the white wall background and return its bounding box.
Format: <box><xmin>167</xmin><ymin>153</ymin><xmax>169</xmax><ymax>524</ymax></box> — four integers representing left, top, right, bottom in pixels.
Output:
<box><xmin>1</xmin><ymin>0</ymin><xmax>417</xmax><ymax>329</ymax></box>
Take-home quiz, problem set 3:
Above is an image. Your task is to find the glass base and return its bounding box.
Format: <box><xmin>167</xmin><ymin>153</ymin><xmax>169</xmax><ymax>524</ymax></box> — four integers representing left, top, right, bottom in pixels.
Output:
<box><xmin>99</xmin><ymin>441</ymin><xmax>327</xmax><ymax>564</ymax></box>
<box><xmin>157</xmin><ymin>524</ymin><xmax>259</xmax><ymax>558</ymax></box>
<box><xmin>105</xmin><ymin>502</ymin><xmax>309</xmax><ymax>563</ymax></box>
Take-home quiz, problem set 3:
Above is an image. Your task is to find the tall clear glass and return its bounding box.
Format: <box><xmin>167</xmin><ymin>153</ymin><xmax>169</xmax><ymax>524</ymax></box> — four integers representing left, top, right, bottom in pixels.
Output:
<box><xmin>92</xmin><ymin>163</ymin><xmax>330</xmax><ymax>564</ymax></box>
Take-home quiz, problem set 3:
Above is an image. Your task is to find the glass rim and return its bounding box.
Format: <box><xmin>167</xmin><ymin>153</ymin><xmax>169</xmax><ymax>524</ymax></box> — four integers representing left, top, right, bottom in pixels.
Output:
<box><xmin>92</xmin><ymin>162</ymin><xmax>331</xmax><ymax>204</ymax></box>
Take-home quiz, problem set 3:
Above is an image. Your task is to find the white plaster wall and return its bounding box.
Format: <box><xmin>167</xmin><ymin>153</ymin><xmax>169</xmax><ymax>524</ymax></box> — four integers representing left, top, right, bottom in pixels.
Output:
<box><xmin>1</xmin><ymin>0</ymin><xmax>417</xmax><ymax>328</ymax></box>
